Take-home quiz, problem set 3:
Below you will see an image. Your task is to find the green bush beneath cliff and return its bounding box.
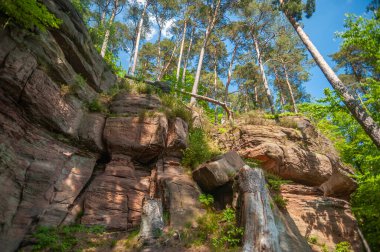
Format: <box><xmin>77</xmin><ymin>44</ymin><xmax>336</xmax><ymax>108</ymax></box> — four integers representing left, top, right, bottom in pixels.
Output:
<box><xmin>182</xmin><ymin>128</ymin><xmax>220</xmax><ymax>170</ymax></box>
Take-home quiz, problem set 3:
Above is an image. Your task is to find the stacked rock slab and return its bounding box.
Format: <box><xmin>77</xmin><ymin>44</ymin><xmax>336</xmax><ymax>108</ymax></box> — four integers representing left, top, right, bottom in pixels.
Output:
<box><xmin>0</xmin><ymin>0</ymin><xmax>115</xmax><ymax>250</ymax></box>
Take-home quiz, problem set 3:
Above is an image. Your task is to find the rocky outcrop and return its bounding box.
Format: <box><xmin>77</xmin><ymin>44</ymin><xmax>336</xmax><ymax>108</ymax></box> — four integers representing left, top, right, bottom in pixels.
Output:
<box><xmin>110</xmin><ymin>92</ymin><xmax>162</xmax><ymax>115</ymax></box>
<box><xmin>214</xmin><ymin>117</ymin><xmax>357</xmax><ymax>197</ymax></box>
<box><xmin>280</xmin><ymin>184</ymin><xmax>363</xmax><ymax>252</ymax></box>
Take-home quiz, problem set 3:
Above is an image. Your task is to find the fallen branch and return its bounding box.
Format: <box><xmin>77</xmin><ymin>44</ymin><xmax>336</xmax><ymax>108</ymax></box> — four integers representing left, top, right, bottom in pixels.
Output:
<box><xmin>124</xmin><ymin>74</ymin><xmax>234</xmax><ymax>121</ymax></box>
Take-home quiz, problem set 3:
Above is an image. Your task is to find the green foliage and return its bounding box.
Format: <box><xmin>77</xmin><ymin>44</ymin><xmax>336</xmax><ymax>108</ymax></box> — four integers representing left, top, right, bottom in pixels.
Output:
<box><xmin>0</xmin><ymin>0</ymin><xmax>62</xmax><ymax>31</ymax></box>
<box><xmin>182</xmin><ymin>207</ymin><xmax>243</xmax><ymax>249</ymax></box>
<box><xmin>299</xmin><ymin>86</ymin><xmax>380</xmax><ymax>250</ymax></box>
<box><xmin>86</xmin><ymin>98</ymin><xmax>107</xmax><ymax>113</ymax></box>
<box><xmin>351</xmin><ymin>174</ymin><xmax>380</xmax><ymax>250</ymax></box>
<box><xmin>244</xmin><ymin>158</ymin><xmax>261</xmax><ymax>168</ymax></box>
<box><xmin>307</xmin><ymin>236</ymin><xmax>318</xmax><ymax>245</ymax></box>
<box><xmin>199</xmin><ymin>194</ymin><xmax>214</xmax><ymax>209</ymax></box>
<box><xmin>337</xmin><ymin>14</ymin><xmax>380</xmax><ymax>73</ymax></box>
<box><xmin>33</xmin><ymin>224</ymin><xmax>106</xmax><ymax>251</ymax></box>
<box><xmin>265</xmin><ymin>172</ymin><xmax>292</xmax><ymax>192</ymax></box>
<box><xmin>334</xmin><ymin>241</ymin><xmax>352</xmax><ymax>252</ymax></box>
<box><xmin>272</xmin><ymin>194</ymin><xmax>287</xmax><ymax>209</ymax></box>
<box><xmin>182</xmin><ymin>128</ymin><xmax>220</xmax><ymax>170</ymax></box>
<box><xmin>160</xmin><ymin>94</ymin><xmax>193</xmax><ymax>126</ymax></box>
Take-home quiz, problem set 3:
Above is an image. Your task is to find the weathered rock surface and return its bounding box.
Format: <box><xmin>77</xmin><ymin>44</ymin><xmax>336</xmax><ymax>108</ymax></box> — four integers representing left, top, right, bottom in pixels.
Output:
<box><xmin>81</xmin><ymin>155</ymin><xmax>150</xmax><ymax>230</ymax></box>
<box><xmin>214</xmin><ymin>117</ymin><xmax>357</xmax><ymax>197</ymax></box>
<box><xmin>110</xmin><ymin>92</ymin><xmax>162</xmax><ymax>115</ymax></box>
<box><xmin>192</xmin><ymin>151</ymin><xmax>245</xmax><ymax>192</ymax></box>
<box><xmin>104</xmin><ymin>115</ymin><xmax>168</xmax><ymax>163</ymax></box>
<box><xmin>280</xmin><ymin>184</ymin><xmax>363</xmax><ymax>252</ymax></box>
<box><xmin>0</xmin><ymin>91</ymin><xmax>97</xmax><ymax>252</ymax></box>
<box><xmin>157</xmin><ymin>157</ymin><xmax>205</xmax><ymax>229</ymax></box>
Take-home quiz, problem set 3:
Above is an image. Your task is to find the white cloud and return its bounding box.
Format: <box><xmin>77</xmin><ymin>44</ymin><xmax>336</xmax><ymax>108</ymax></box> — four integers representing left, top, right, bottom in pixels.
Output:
<box><xmin>162</xmin><ymin>18</ymin><xmax>175</xmax><ymax>38</ymax></box>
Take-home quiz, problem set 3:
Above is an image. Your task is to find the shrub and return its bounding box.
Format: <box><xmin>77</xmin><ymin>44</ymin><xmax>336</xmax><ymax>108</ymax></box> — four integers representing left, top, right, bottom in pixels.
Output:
<box><xmin>32</xmin><ymin>224</ymin><xmax>106</xmax><ymax>251</ymax></box>
<box><xmin>199</xmin><ymin>194</ymin><xmax>214</xmax><ymax>209</ymax></box>
<box><xmin>265</xmin><ymin>172</ymin><xmax>292</xmax><ymax>192</ymax></box>
<box><xmin>182</xmin><ymin>207</ymin><xmax>243</xmax><ymax>250</ymax></box>
<box><xmin>86</xmin><ymin>98</ymin><xmax>107</xmax><ymax>113</ymax></box>
<box><xmin>160</xmin><ymin>94</ymin><xmax>192</xmax><ymax>126</ymax></box>
<box><xmin>0</xmin><ymin>0</ymin><xmax>62</xmax><ymax>31</ymax></box>
<box><xmin>308</xmin><ymin>236</ymin><xmax>318</xmax><ymax>245</ymax></box>
<box><xmin>272</xmin><ymin>194</ymin><xmax>287</xmax><ymax>209</ymax></box>
<box><xmin>351</xmin><ymin>174</ymin><xmax>380</xmax><ymax>251</ymax></box>
<box><xmin>182</xmin><ymin>128</ymin><xmax>220</xmax><ymax>170</ymax></box>
<box><xmin>335</xmin><ymin>241</ymin><xmax>352</xmax><ymax>252</ymax></box>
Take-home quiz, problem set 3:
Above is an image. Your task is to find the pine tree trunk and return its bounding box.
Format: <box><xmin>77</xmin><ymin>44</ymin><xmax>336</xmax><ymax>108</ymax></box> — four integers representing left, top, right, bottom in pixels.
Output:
<box><xmin>156</xmin><ymin>26</ymin><xmax>162</xmax><ymax>77</ymax></box>
<box><xmin>282</xmin><ymin>8</ymin><xmax>380</xmax><ymax>148</ymax></box>
<box><xmin>253</xmin><ymin>35</ymin><xmax>276</xmax><ymax>114</ymax></box>
<box><xmin>158</xmin><ymin>39</ymin><xmax>179</xmax><ymax>80</ymax></box>
<box><xmin>214</xmin><ymin>61</ymin><xmax>218</xmax><ymax>124</ymax></box>
<box><xmin>182</xmin><ymin>26</ymin><xmax>195</xmax><ymax>84</ymax></box>
<box><xmin>283</xmin><ymin>64</ymin><xmax>298</xmax><ymax>113</ymax></box>
<box><xmin>190</xmin><ymin>0</ymin><xmax>221</xmax><ymax>105</ymax></box>
<box><xmin>225</xmin><ymin>44</ymin><xmax>238</xmax><ymax>104</ymax></box>
<box><xmin>100</xmin><ymin>0</ymin><xmax>111</xmax><ymax>26</ymax></box>
<box><xmin>190</xmin><ymin>28</ymin><xmax>210</xmax><ymax>105</ymax></box>
<box><xmin>100</xmin><ymin>0</ymin><xmax>118</xmax><ymax>58</ymax></box>
<box><xmin>176</xmin><ymin>20</ymin><xmax>187</xmax><ymax>82</ymax></box>
<box><xmin>131</xmin><ymin>1</ymin><xmax>149</xmax><ymax>76</ymax></box>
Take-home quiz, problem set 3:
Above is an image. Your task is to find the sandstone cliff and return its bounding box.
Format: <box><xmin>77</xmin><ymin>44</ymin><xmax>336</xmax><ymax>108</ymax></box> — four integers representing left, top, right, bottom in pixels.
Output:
<box><xmin>0</xmin><ymin>1</ymin><xmax>365</xmax><ymax>252</ymax></box>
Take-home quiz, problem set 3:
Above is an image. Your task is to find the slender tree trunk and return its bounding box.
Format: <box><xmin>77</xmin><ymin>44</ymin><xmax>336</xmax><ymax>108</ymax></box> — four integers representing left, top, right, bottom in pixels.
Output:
<box><xmin>281</xmin><ymin>4</ymin><xmax>380</xmax><ymax>148</ymax></box>
<box><xmin>254</xmin><ymin>85</ymin><xmax>258</xmax><ymax>108</ymax></box>
<box><xmin>214</xmin><ymin>60</ymin><xmax>218</xmax><ymax>124</ymax></box>
<box><xmin>156</xmin><ymin>26</ymin><xmax>162</xmax><ymax>77</ymax></box>
<box><xmin>182</xmin><ymin>26</ymin><xmax>195</xmax><ymax>84</ymax></box>
<box><xmin>100</xmin><ymin>0</ymin><xmax>118</xmax><ymax>58</ymax></box>
<box><xmin>273</xmin><ymin>66</ymin><xmax>285</xmax><ymax>111</ymax></box>
<box><xmin>131</xmin><ymin>0</ymin><xmax>149</xmax><ymax>76</ymax></box>
<box><xmin>190</xmin><ymin>0</ymin><xmax>221</xmax><ymax>105</ymax></box>
<box><xmin>176</xmin><ymin>20</ymin><xmax>187</xmax><ymax>82</ymax></box>
<box><xmin>253</xmin><ymin>34</ymin><xmax>276</xmax><ymax>114</ymax></box>
<box><xmin>100</xmin><ymin>0</ymin><xmax>111</xmax><ymax>26</ymax></box>
<box><xmin>158</xmin><ymin>39</ymin><xmax>179</xmax><ymax>80</ymax></box>
<box><xmin>224</xmin><ymin>43</ymin><xmax>238</xmax><ymax>104</ymax></box>
<box><xmin>283</xmin><ymin>64</ymin><xmax>298</xmax><ymax>113</ymax></box>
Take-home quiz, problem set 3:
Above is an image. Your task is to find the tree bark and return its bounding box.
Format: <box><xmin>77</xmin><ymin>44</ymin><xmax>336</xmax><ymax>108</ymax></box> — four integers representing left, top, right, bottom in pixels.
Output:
<box><xmin>100</xmin><ymin>0</ymin><xmax>118</xmax><ymax>58</ymax></box>
<box><xmin>190</xmin><ymin>0</ymin><xmax>221</xmax><ymax>105</ymax></box>
<box><xmin>158</xmin><ymin>38</ymin><xmax>180</xmax><ymax>81</ymax></box>
<box><xmin>237</xmin><ymin>166</ymin><xmax>280</xmax><ymax>252</ymax></box>
<box><xmin>214</xmin><ymin>60</ymin><xmax>218</xmax><ymax>124</ymax></box>
<box><xmin>131</xmin><ymin>0</ymin><xmax>149</xmax><ymax>76</ymax></box>
<box><xmin>253</xmin><ymin>34</ymin><xmax>276</xmax><ymax>114</ymax></box>
<box><xmin>225</xmin><ymin>43</ymin><xmax>238</xmax><ymax>104</ymax></box>
<box><xmin>100</xmin><ymin>0</ymin><xmax>111</xmax><ymax>26</ymax></box>
<box><xmin>182</xmin><ymin>26</ymin><xmax>195</xmax><ymax>84</ymax></box>
<box><xmin>176</xmin><ymin>20</ymin><xmax>187</xmax><ymax>82</ymax></box>
<box><xmin>283</xmin><ymin>64</ymin><xmax>298</xmax><ymax>113</ymax></box>
<box><xmin>280</xmin><ymin>2</ymin><xmax>380</xmax><ymax>148</ymax></box>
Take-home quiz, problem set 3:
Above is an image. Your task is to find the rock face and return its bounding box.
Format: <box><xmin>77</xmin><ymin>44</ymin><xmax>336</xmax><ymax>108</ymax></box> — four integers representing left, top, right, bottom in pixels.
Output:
<box><xmin>280</xmin><ymin>184</ymin><xmax>363</xmax><ymax>252</ymax></box>
<box><xmin>0</xmin><ymin>0</ymin><xmax>366</xmax><ymax>251</ymax></box>
<box><xmin>214</xmin><ymin>117</ymin><xmax>357</xmax><ymax>197</ymax></box>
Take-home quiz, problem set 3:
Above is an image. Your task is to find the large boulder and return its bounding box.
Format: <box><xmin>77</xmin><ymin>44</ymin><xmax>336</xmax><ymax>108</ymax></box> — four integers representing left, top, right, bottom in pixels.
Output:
<box><xmin>214</xmin><ymin>118</ymin><xmax>357</xmax><ymax>197</ymax></box>
<box><xmin>192</xmin><ymin>151</ymin><xmax>245</xmax><ymax>192</ymax></box>
<box><xmin>166</xmin><ymin>118</ymin><xmax>188</xmax><ymax>157</ymax></box>
<box><xmin>78</xmin><ymin>113</ymin><xmax>106</xmax><ymax>152</ymax></box>
<box><xmin>103</xmin><ymin>115</ymin><xmax>168</xmax><ymax>163</ymax></box>
<box><xmin>110</xmin><ymin>92</ymin><xmax>161</xmax><ymax>115</ymax></box>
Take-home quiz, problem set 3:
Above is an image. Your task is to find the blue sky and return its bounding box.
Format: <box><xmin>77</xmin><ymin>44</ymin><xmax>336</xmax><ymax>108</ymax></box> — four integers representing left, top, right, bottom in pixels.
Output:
<box><xmin>301</xmin><ymin>0</ymin><xmax>370</xmax><ymax>100</ymax></box>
